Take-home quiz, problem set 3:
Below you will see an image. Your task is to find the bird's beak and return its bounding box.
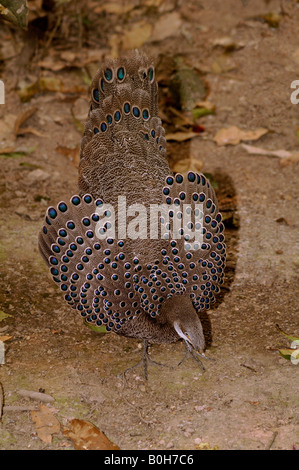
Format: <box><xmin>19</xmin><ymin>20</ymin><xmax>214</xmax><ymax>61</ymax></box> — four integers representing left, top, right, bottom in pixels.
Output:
<box><xmin>185</xmin><ymin>333</ymin><xmax>202</xmax><ymax>353</ymax></box>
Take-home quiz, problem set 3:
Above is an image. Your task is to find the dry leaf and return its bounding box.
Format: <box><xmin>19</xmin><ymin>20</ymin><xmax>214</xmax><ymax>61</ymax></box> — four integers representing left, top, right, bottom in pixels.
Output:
<box><xmin>14</xmin><ymin>106</ymin><xmax>37</xmax><ymax>135</ymax></box>
<box><xmin>168</xmin><ymin>106</ymin><xmax>193</xmax><ymax>127</ymax></box>
<box><xmin>172</xmin><ymin>157</ymin><xmax>203</xmax><ymax>174</ymax></box>
<box><xmin>18</xmin><ymin>77</ymin><xmax>86</xmax><ymax>102</ymax></box>
<box><xmin>241</xmin><ymin>144</ymin><xmax>299</xmax><ymax>166</ymax></box>
<box><xmin>0</xmin><ymin>335</ymin><xmax>12</xmax><ymax>342</ymax></box>
<box><xmin>39</xmin><ymin>77</ymin><xmax>86</xmax><ymax>94</ymax></box>
<box><xmin>151</xmin><ymin>12</ymin><xmax>182</xmax><ymax>42</ymax></box>
<box><xmin>241</xmin><ymin>143</ymin><xmax>290</xmax><ymax>158</ymax></box>
<box><xmin>18</xmin><ymin>389</ymin><xmax>55</xmax><ymax>403</ymax></box>
<box><xmin>14</xmin><ymin>106</ymin><xmax>46</xmax><ymax>137</ymax></box>
<box><xmin>0</xmin><ymin>310</ymin><xmax>12</xmax><ymax>322</ymax></box>
<box><xmin>196</xmin><ymin>442</ymin><xmax>219</xmax><ymax>450</ymax></box>
<box><xmin>213</xmin><ymin>36</ymin><xmax>245</xmax><ymax>51</ymax></box>
<box><xmin>64</xmin><ymin>419</ymin><xmax>120</xmax><ymax>450</ymax></box>
<box><xmin>15</xmin><ymin>127</ymin><xmax>46</xmax><ymax>137</ymax></box>
<box><xmin>211</xmin><ymin>54</ymin><xmax>236</xmax><ymax>74</ymax></box>
<box><xmin>31</xmin><ymin>405</ymin><xmax>60</xmax><ymax>444</ymax></box>
<box><xmin>213</xmin><ymin>126</ymin><xmax>268</xmax><ymax>146</ymax></box>
<box><xmin>194</xmin><ymin>100</ymin><xmax>215</xmax><ymax>111</ymax></box>
<box><xmin>39</xmin><ymin>50</ymin><xmax>102</xmax><ymax>71</ymax></box>
<box><xmin>166</xmin><ymin>131</ymin><xmax>200</xmax><ymax>142</ymax></box>
<box><xmin>121</xmin><ymin>22</ymin><xmax>153</xmax><ymax>49</ymax></box>
<box><xmin>0</xmin><ymin>147</ymin><xmax>16</xmax><ymax>154</ymax></box>
<box><xmin>38</xmin><ymin>57</ymin><xmax>66</xmax><ymax>72</ymax></box>
<box><xmin>94</xmin><ymin>2</ymin><xmax>135</xmax><ymax>15</ymax></box>
<box><xmin>0</xmin><ymin>0</ymin><xmax>28</xmax><ymax>29</ymax></box>
<box><xmin>276</xmin><ymin>217</ymin><xmax>290</xmax><ymax>225</ymax></box>
<box><xmin>56</xmin><ymin>146</ymin><xmax>80</xmax><ymax>168</ymax></box>
<box><xmin>60</xmin><ymin>51</ymin><xmax>76</xmax><ymax>63</ymax></box>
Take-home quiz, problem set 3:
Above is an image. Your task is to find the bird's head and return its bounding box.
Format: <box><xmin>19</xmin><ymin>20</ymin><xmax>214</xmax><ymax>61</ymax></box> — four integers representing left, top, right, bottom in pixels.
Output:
<box><xmin>163</xmin><ymin>294</ymin><xmax>205</xmax><ymax>354</ymax></box>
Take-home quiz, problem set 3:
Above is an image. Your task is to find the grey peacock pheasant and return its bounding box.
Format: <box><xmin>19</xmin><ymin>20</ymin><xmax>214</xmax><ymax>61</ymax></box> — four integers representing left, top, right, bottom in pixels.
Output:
<box><xmin>38</xmin><ymin>51</ymin><xmax>226</xmax><ymax>371</ymax></box>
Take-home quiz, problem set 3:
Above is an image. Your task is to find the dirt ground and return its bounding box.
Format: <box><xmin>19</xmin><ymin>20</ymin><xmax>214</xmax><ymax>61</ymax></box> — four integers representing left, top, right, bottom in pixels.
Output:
<box><xmin>0</xmin><ymin>0</ymin><xmax>298</xmax><ymax>451</ymax></box>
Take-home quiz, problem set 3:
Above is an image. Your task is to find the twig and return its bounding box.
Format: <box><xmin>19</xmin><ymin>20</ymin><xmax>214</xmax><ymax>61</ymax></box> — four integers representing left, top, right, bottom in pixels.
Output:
<box><xmin>45</xmin><ymin>12</ymin><xmax>63</xmax><ymax>50</ymax></box>
<box><xmin>75</xmin><ymin>0</ymin><xmax>83</xmax><ymax>50</ymax></box>
<box><xmin>0</xmin><ymin>382</ymin><xmax>4</xmax><ymax>420</ymax></box>
<box><xmin>17</xmin><ymin>389</ymin><xmax>55</xmax><ymax>403</ymax></box>
<box><xmin>266</xmin><ymin>431</ymin><xmax>278</xmax><ymax>450</ymax></box>
<box><xmin>118</xmin><ymin>371</ymin><xmax>153</xmax><ymax>427</ymax></box>
<box><xmin>3</xmin><ymin>405</ymin><xmax>38</xmax><ymax>412</ymax></box>
<box><xmin>240</xmin><ymin>363</ymin><xmax>257</xmax><ymax>373</ymax></box>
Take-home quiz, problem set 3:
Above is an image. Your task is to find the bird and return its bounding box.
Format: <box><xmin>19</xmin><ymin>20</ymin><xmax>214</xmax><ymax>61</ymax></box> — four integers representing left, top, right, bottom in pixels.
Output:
<box><xmin>38</xmin><ymin>50</ymin><xmax>226</xmax><ymax>377</ymax></box>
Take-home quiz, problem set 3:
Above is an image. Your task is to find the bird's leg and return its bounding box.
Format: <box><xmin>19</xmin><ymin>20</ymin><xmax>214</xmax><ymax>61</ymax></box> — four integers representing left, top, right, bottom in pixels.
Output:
<box><xmin>119</xmin><ymin>340</ymin><xmax>172</xmax><ymax>380</ymax></box>
<box><xmin>178</xmin><ymin>340</ymin><xmax>215</xmax><ymax>371</ymax></box>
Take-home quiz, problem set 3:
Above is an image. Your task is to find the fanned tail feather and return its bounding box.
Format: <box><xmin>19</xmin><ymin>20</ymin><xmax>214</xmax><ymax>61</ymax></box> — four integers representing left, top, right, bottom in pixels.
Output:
<box><xmin>38</xmin><ymin>172</ymin><xmax>225</xmax><ymax>332</ymax></box>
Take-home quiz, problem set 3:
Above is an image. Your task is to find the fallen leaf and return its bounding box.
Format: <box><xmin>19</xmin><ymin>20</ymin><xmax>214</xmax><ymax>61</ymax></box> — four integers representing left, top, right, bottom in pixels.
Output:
<box><xmin>18</xmin><ymin>389</ymin><xmax>55</xmax><ymax>403</ymax></box>
<box><xmin>0</xmin><ymin>150</ymin><xmax>28</xmax><ymax>159</ymax></box>
<box><xmin>241</xmin><ymin>143</ymin><xmax>299</xmax><ymax>166</ymax></box>
<box><xmin>18</xmin><ymin>77</ymin><xmax>86</xmax><ymax>102</ymax></box>
<box><xmin>0</xmin><ymin>311</ymin><xmax>12</xmax><ymax>322</ymax></box>
<box><xmin>14</xmin><ymin>106</ymin><xmax>37</xmax><ymax>135</ymax></box>
<box><xmin>60</xmin><ymin>51</ymin><xmax>76</xmax><ymax>63</ymax></box>
<box><xmin>38</xmin><ymin>50</ymin><xmax>103</xmax><ymax>71</ymax></box>
<box><xmin>14</xmin><ymin>109</ymin><xmax>44</xmax><ymax>138</ymax></box>
<box><xmin>24</xmin><ymin>168</ymin><xmax>50</xmax><ymax>185</ymax></box>
<box><xmin>38</xmin><ymin>57</ymin><xmax>66</xmax><ymax>72</ymax></box>
<box><xmin>151</xmin><ymin>11</ymin><xmax>182</xmax><ymax>42</ymax></box>
<box><xmin>278</xmin><ymin>348</ymin><xmax>298</xmax><ymax>361</ymax></box>
<box><xmin>169</xmin><ymin>59</ymin><xmax>208</xmax><ymax>111</ymax></box>
<box><xmin>0</xmin><ymin>335</ymin><xmax>12</xmax><ymax>342</ymax></box>
<box><xmin>40</xmin><ymin>77</ymin><xmax>86</xmax><ymax>94</ymax></box>
<box><xmin>271</xmin><ymin>325</ymin><xmax>299</xmax><ymax>363</ymax></box>
<box><xmin>63</xmin><ymin>419</ymin><xmax>120</xmax><ymax>450</ymax></box>
<box><xmin>144</xmin><ymin>0</ymin><xmax>164</xmax><ymax>5</ymax></box>
<box><xmin>211</xmin><ymin>54</ymin><xmax>236</xmax><ymax>74</ymax></box>
<box><xmin>0</xmin><ymin>0</ymin><xmax>28</xmax><ymax>29</ymax></box>
<box><xmin>168</xmin><ymin>106</ymin><xmax>193</xmax><ymax>127</ymax></box>
<box><xmin>0</xmin><ymin>147</ymin><xmax>16</xmax><ymax>154</ymax></box>
<box><xmin>172</xmin><ymin>156</ymin><xmax>203</xmax><ymax>174</ymax></box>
<box><xmin>31</xmin><ymin>405</ymin><xmax>60</xmax><ymax>444</ymax></box>
<box><xmin>275</xmin><ymin>217</ymin><xmax>290</xmax><ymax>226</ymax></box>
<box><xmin>196</xmin><ymin>442</ymin><xmax>219</xmax><ymax>450</ymax></box>
<box><xmin>213</xmin><ymin>126</ymin><xmax>268</xmax><ymax>146</ymax></box>
<box><xmin>0</xmin><ymin>145</ymin><xmax>35</xmax><ymax>159</ymax></box>
<box><xmin>121</xmin><ymin>21</ymin><xmax>153</xmax><ymax>49</ymax></box>
<box><xmin>15</xmin><ymin>126</ymin><xmax>46</xmax><ymax>137</ymax></box>
<box><xmin>213</xmin><ymin>36</ymin><xmax>245</xmax><ymax>51</ymax></box>
<box><xmin>192</xmin><ymin>106</ymin><xmax>215</xmax><ymax>119</ymax></box>
<box><xmin>276</xmin><ymin>324</ymin><xmax>299</xmax><ymax>343</ymax></box>
<box><xmin>262</xmin><ymin>12</ymin><xmax>281</xmax><ymax>29</ymax></box>
<box><xmin>166</xmin><ymin>131</ymin><xmax>200</xmax><ymax>142</ymax></box>
<box><xmin>194</xmin><ymin>100</ymin><xmax>216</xmax><ymax>112</ymax></box>
<box><xmin>56</xmin><ymin>146</ymin><xmax>80</xmax><ymax>167</ymax></box>
<box><xmin>93</xmin><ymin>2</ymin><xmax>135</xmax><ymax>15</ymax></box>
<box><xmin>83</xmin><ymin>319</ymin><xmax>107</xmax><ymax>334</ymax></box>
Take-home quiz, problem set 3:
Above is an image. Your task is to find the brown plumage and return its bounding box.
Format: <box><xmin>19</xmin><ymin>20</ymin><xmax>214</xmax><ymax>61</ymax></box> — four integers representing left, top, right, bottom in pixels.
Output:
<box><xmin>38</xmin><ymin>51</ymin><xmax>226</xmax><ymax>365</ymax></box>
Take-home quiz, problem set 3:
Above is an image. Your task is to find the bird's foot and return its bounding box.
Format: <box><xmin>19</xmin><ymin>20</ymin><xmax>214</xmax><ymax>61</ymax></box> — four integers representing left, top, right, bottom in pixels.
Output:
<box><xmin>118</xmin><ymin>340</ymin><xmax>172</xmax><ymax>380</ymax></box>
<box><xmin>178</xmin><ymin>340</ymin><xmax>215</xmax><ymax>371</ymax></box>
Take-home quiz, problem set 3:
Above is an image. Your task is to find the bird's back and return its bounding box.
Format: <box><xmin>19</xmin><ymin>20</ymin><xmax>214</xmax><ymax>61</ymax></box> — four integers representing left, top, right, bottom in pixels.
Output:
<box><xmin>79</xmin><ymin>50</ymin><xmax>169</xmax><ymax>207</ymax></box>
